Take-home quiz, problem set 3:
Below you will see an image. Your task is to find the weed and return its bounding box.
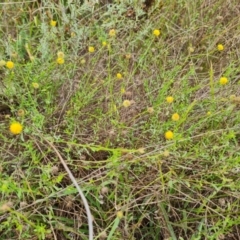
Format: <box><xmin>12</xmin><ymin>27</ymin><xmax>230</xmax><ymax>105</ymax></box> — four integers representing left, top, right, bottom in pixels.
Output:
<box><xmin>0</xmin><ymin>0</ymin><xmax>240</xmax><ymax>239</ymax></box>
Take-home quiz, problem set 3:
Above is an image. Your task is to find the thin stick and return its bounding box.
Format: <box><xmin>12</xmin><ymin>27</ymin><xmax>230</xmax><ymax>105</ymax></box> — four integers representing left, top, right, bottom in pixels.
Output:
<box><xmin>44</xmin><ymin>138</ymin><xmax>93</xmax><ymax>240</ymax></box>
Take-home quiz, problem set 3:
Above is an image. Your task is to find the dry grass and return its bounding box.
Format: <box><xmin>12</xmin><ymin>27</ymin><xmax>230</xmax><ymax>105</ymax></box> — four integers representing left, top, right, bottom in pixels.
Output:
<box><xmin>0</xmin><ymin>0</ymin><xmax>240</xmax><ymax>239</ymax></box>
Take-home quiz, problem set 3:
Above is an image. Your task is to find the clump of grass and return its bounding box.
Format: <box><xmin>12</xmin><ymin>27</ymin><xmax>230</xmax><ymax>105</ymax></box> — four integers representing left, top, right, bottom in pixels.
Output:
<box><xmin>0</xmin><ymin>0</ymin><xmax>240</xmax><ymax>239</ymax></box>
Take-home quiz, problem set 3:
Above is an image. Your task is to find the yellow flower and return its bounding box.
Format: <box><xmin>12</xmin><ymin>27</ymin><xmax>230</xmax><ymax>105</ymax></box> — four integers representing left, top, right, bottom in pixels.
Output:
<box><xmin>165</xmin><ymin>130</ymin><xmax>174</xmax><ymax>140</ymax></box>
<box><xmin>120</xmin><ymin>87</ymin><xmax>126</xmax><ymax>94</ymax></box>
<box><xmin>219</xmin><ymin>77</ymin><xmax>228</xmax><ymax>85</ymax></box>
<box><xmin>109</xmin><ymin>29</ymin><xmax>116</xmax><ymax>37</ymax></box>
<box><xmin>123</xmin><ymin>100</ymin><xmax>131</xmax><ymax>108</ymax></box>
<box><xmin>125</xmin><ymin>53</ymin><xmax>132</xmax><ymax>59</ymax></box>
<box><xmin>50</xmin><ymin>20</ymin><xmax>57</xmax><ymax>27</ymax></box>
<box><xmin>10</xmin><ymin>122</ymin><xmax>23</xmax><ymax>135</ymax></box>
<box><xmin>32</xmin><ymin>82</ymin><xmax>39</xmax><ymax>89</ymax></box>
<box><xmin>116</xmin><ymin>73</ymin><xmax>123</xmax><ymax>79</ymax></box>
<box><xmin>102</xmin><ymin>41</ymin><xmax>107</xmax><ymax>46</ymax></box>
<box><xmin>57</xmin><ymin>51</ymin><xmax>65</xmax><ymax>58</ymax></box>
<box><xmin>56</xmin><ymin>57</ymin><xmax>64</xmax><ymax>64</ymax></box>
<box><xmin>112</xmin><ymin>104</ymin><xmax>117</xmax><ymax>112</ymax></box>
<box><xmin>116</xmin><ymin>211</ymin><xmax>123</xmax><ymax>219</ymax></box>
<box><xmin>153</xmin><ymin>29</ymin><xmax>160</xmax><ymax>37</ymax></box>
<box><xmin>172</xmin><ymin>113</ymin><xmax>180</xmax><ymax>121</ymax></box>
<box><xmin>207</xmin><ymin>111</ymin><xmax>211</xmax><ymax>116</ymax></box>
<box><xmin>217</xmin><ymin>44</ymin><xmax>224</xmax><ymax>51</ymax></box>
<box><xmin>0</xmin><ymin>60</ymin><xmax>6</xmax><ymax>67</ymax></box>
<box><xmin>166</xmin><ymin>96</ymin><xmax>174</xmax><ymax>103</ymax></box>
<box><xmin>88</xmin><ymin>46</ymin><xmax>95</xmax><ymax>53</ymax></box>
<box><xmin>188</xmin><ymin>46</ymin><xmax>195</xmax><ymax>53</ymax></box>
<box><xmin>6</xmin><ymin>61</ymin><xmax>14</xmax><ymax>69</ymax></box>
<box><xmin>80</xmin><ymin>58</ymin><xmax>86</xmax><ymax>65</ymax></box>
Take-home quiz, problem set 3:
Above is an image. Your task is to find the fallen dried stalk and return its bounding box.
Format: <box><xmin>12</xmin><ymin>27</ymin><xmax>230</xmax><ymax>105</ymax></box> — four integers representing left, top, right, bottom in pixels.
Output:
<box><xmin>44</xmin><ymin>138</ymin><xmax>93</xmax><ymax>240</ymax></box>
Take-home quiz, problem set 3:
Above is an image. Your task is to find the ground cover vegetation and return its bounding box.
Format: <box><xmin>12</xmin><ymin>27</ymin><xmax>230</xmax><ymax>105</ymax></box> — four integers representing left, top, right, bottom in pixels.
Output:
<box><xmin>0</xmin><ymin>0</ymin><xmax>240</xmax><ymax>239</ymax></box>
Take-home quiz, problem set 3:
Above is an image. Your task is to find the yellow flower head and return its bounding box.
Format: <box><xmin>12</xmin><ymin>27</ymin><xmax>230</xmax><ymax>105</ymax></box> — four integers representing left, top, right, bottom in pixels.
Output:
<box><xmin>57</xmin><ymin>51</ymin><xmax>65</xmax><ymax>58</ymax></box>
<box><xmin>10</xmin><ymin>122</ymin><xmax>23</xmax><ymax>135</ymax></box>
<box><xmin>217</xmin><ymin>44</ymin><xmax>224</xmax><ymax>51</ymax></box>
<box><xmin>50</xmin><ymin>20</ymin><xmax>57</xmax><ymax>27</ymax></box>
<box><xmin>116</xmin><ymin>211</ymin><xmax>123</xmax><ymax>219</ymax></box>
<box><xmin>32</xmin><ymin>82</ymin><xmax>39</xmax><ymax>89</ymax></box>
<box><xmin>0</xmin><ymin>60</ymin><xmax>6</xmax><ymax>67</ymax></box>
<box><xmin>116</xmin><ymin>73</ymin><xmax>123</xmax><ymax>79</ymax></box>
<box><xmin>188</xmin><ymin>46</ymin><xmax>195</xmax><ymax>53</ymax></box>
<box><xmin>102</xmin><ymin>41</ymin><xmax>107</xmax><ymax>46</ymax></box>
<box><xmin>165</xmin><ymin>130</ymin><xmax>174</xmax><ymax>140</ymax></box>
<box><xmin>219</xmin><ymin>77</ymin><xmax>228</xmax><ymax>85</ymax></box>
<box><xmin>166</xmin><ymin>96</ymin><xmax>174</xmax><ymax>103</ymax></box>
<box><xmin>207</xmin><ymin>111</ymin><xmax>211</xmax><ymax>116</ymax></box>
<box><xmin>123</xmin><ymin>100</ymin><xmax>131</xmax><ymax>108</ymax></box>
<box><xmin>153</xmin><ymin>29</ymin><xmax>161</xmax><ymax>37</ymax></box>
<box><xmin>56</xmin><ymin>57</ymin><xmax>64</xmax><ymax>64</ymax></box>
<box><xmin>6</xmin><ymin>61</ymin><xmax>14</xmax><ymax>69</ymax></box>
<box><xmin>109</xmin><ymin>29</ymin><xmax>116</xmax><ymax>37</ymax></box>
<box><xmin>80</xmin><ymin>58</ymin><xmax>86</xmax><ymax>64</ymax></box>
<box><xmin>125</xmin><ymin>53</ymin><xmax>132</xmax><ymax>59</ymax></box>
<box><xmin>88</xmin><ymin>46</ymin><xmax>95</xmax><ymax>53</ymax></box>
<box><xmin>172</xmin><ymin>113</ymin><xmax>180</xmax><ymax>121</ymax></box>
<box><xmin>120</xmin><ymin>87</ymin><xmax>126</xmax><ymax>94</ymax></box>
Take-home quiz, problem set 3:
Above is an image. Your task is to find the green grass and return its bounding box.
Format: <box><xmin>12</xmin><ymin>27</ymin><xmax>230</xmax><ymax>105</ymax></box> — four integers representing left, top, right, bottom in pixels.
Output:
<box><xmin>1</xmin><ymin>0</ymin><xmax>240</xmax><ymax>239</ymax></box>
